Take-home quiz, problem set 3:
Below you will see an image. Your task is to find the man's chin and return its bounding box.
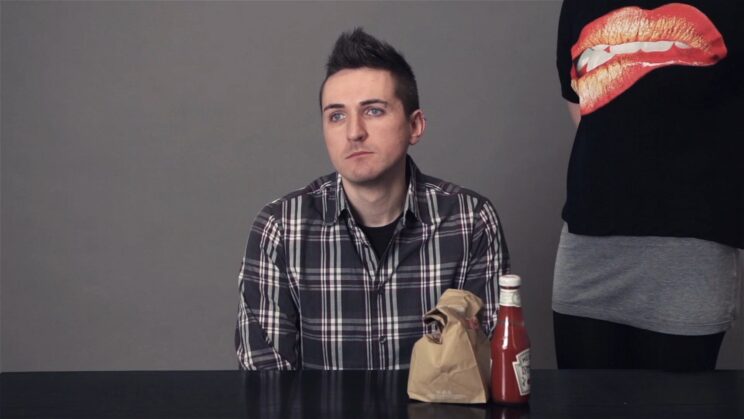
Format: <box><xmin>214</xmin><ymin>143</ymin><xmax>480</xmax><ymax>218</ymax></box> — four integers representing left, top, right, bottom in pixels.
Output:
<box><xmin>341</xmin><ymin>172</ymin><xmax>380</xmax><ymax>186</ymax></box>
<box><xmin>337</xmin><ymin>159</ymin><xmax>405</xmax><ymax>189</ymax></box>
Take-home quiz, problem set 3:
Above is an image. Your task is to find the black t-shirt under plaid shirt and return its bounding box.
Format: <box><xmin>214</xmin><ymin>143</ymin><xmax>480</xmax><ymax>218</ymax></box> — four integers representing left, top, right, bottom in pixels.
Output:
<box><xmin>236</xmin><ymin>157</ymin><xmax>510</xmax><ymax>370</ymax></box>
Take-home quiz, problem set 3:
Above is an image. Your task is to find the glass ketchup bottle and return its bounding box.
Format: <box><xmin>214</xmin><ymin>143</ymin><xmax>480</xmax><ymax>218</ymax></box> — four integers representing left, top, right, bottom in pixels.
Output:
<box><xmin>491</xmin><ymin>274</ymin><xmax>530</xmax><ymax>405</ymax></box>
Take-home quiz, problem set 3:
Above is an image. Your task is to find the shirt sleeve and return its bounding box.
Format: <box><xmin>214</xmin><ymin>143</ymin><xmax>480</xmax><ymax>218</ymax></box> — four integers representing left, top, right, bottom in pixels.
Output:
<box><xmin>460</xmin><ymin>199</ymin><xmax>510</xmax><ymax>337</ymax></box>
<box><xmin>557</xmin><ymin>0</ymin><xmax>580</xmax><ymax>103</ymax></box>
<box><xmin>235</xmin><ymin>205</ymin><xmax>300</xmax><ymax>370</ymax></box>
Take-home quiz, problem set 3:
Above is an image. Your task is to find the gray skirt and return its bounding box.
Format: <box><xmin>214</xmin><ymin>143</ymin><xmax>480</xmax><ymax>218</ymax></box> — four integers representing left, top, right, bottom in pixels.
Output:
<box><xmin>552</xmin><ymin>224</ymin><xmax>740</xmax><ymax>335</ymax></box>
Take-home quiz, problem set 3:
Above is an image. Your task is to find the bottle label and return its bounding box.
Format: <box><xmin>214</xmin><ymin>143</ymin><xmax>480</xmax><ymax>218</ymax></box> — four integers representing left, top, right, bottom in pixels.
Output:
<box><xmin>499</xmin><ymin>289</ymin><xmax>521</xmax><ymax>307</ymax></box>
<box><xmin>512</xmin><ymin>348</ymin><xmax>531</xmax><ymax>396</ymax></box>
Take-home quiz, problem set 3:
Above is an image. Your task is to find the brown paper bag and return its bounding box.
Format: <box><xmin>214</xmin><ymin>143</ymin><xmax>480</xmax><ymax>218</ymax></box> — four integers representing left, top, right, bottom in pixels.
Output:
<box><xmin>407</xmin><ymin>289</ymin><xmax>491</xmax><ymax>404</ymax></box>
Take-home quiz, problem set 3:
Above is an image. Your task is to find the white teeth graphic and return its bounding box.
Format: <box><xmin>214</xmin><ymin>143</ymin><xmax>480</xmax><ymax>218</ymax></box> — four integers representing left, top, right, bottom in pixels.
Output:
<box><xmin>577</xmin><ymin>49</ymin><xmax>592</xmax><ymax>73</ymax></box>
<box><xmin>586</xmin><ymin>49</ymin><xmax>614</xmax><ymax>73</ymax></box>
<box><xmin>610</xmin><ymin>43</ymin><xmax>642</xmax><ymax>54</ymax></box>
<box><xmin>578</xmin><ymin>46</ymin><xmax>608</xmax><ymax>72</ymax></box>
<box><xmin>578</xmin><ymin>40</ymin><xmax>690</xmax><ymax>74</ymax></box>
<box><xmin>641</xmin><ymin>40</ymin><xmax>674</xmax><ymax>52</ymax></box>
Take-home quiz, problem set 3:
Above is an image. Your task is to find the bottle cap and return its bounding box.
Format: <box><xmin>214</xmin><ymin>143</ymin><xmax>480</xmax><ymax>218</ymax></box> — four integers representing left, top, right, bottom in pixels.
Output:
<box><xmin>499</xmin><ymin>274</ymin><xmax>521</xmax><ymax>287</ymax></box>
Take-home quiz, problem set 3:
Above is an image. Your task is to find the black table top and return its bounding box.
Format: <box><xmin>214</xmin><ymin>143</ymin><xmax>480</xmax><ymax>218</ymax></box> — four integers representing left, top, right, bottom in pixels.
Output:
<box><xmin>1</xmin><ymin>369</ymin><xmax>743</xmax><ymax>419</ymax></box>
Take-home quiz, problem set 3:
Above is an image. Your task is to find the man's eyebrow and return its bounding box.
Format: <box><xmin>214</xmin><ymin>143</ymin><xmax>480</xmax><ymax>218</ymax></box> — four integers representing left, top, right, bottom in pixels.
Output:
<box><xmin>322</xmin><ymin>103</ymin><xmax>345</xmax><ymax>112</ymax></box>
<box><xmin>322</xmin><ymin>99</ymin><xmax>389</xmax><ymax>113</ymax></box>
<box><xmin>360</xmin><ymin>99</ymin><xmax>389</xmax><ymax>107</ymax></box>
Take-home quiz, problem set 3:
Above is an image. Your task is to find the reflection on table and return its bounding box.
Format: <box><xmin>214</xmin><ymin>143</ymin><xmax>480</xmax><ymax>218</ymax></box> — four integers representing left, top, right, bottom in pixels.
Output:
<box><xmin>1</xmin><ymin>369</ymin><xmax>741</xmax><ymax>418</ymax></box>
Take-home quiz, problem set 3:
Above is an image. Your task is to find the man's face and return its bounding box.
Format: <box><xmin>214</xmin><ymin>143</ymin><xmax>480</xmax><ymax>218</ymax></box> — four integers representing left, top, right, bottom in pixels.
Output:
<box><xmin>321</xmin><ymin>68</ymin><xmax>423</xmax><ymax>188</ymax></box>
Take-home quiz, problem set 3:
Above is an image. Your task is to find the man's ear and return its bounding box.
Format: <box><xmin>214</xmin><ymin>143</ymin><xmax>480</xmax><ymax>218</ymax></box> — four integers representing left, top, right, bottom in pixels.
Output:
<box><xmin>408</xmin><ymin>109</ymin><xmax>426</xmax><ymax>146</ymax></box>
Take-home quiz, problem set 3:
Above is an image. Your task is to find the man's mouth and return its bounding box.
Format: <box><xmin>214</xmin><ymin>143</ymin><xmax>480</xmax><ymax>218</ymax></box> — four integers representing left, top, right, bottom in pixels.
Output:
<box><xmin>347</xmin><ymin>151</ymin><xmax>373</xmax><ymax>159</ymax></box>
<box><xmin>570</xmin><ymin>3</ymin><xmax>727</xmax><ymax>115</ymax></box>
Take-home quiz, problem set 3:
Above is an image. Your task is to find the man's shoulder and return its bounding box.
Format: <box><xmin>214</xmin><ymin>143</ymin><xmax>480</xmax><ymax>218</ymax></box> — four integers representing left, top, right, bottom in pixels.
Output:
<box><xmin>414</xmin><ymin>171</ymin><xmax>504</xmax><ymax>234</ymax></box>
<box><xmin>416</xmin><ymin>171</ymin><xmax>491</xmax><ymax>209</ymax></box>
<box><xmin>258</xmin><ymin>172</ymin><xmax>337</xmax><ymax>219</ymax></box>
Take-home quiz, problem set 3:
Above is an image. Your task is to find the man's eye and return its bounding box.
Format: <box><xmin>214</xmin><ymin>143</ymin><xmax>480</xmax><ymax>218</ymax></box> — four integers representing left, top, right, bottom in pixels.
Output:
<box><xmin>365</xmin><ymin>107</ymin><xmax>384</xmax><ymax>117</ymax></box>
<box><xmin>329</xmin><ymin>112</ymin><xmax>345</xmax><ymax>122</ymax></box>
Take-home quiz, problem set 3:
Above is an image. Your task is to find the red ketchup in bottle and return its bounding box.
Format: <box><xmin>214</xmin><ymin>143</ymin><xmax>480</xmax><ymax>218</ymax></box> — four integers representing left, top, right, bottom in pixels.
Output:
<box><xmin>491</xmin><ymin>274</ymin><xmax>530</xmax><ymax>405</ymax></box>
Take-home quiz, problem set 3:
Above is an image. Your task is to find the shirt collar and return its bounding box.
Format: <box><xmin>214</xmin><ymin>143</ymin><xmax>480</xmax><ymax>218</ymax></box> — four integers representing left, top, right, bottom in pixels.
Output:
<box><xmin>323</xmin><ymin>155</ymin><xmax>432</xmax><ymax>226</ymax></box>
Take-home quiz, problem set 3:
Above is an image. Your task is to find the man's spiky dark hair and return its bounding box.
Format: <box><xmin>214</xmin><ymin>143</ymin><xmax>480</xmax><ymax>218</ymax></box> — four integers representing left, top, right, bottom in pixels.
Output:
<box><xmin>320</xmin><ymin>28</ymin><xmax>420</xmax><ymax>116</ymax></box>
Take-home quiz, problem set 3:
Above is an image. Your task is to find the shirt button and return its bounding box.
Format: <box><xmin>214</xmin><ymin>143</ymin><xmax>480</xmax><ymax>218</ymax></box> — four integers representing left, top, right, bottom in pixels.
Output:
<box><xmin>379</xmin><ymin>336</ymin><xmax>387</xmax><ymax>343</ymax></box>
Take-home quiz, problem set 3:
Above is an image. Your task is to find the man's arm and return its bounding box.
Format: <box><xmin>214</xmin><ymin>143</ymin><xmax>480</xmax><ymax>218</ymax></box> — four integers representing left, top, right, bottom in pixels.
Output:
<box><xmin>235</xmin><ymin>207</ymin><xmax>300</xmax><ymax>370</ymax></box>
<box><xmin>460</xmin><ymin>199</ymin><xmax>510</xmax><ymax>336</ymax></box>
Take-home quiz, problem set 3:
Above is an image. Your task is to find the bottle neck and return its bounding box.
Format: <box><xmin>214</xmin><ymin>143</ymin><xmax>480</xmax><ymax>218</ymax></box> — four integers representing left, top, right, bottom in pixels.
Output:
<box><xmin>499</xmin><ymin>286</ymin><xmax>522</xmax><ymax>308</ymax></box>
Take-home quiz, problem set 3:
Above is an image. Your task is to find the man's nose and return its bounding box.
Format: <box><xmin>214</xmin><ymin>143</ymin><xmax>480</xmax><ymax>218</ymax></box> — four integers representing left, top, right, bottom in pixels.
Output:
<box><xmin>346</xmin><ymin>114</ymin><xmax>367</xmax><ymax>142</ymax></box>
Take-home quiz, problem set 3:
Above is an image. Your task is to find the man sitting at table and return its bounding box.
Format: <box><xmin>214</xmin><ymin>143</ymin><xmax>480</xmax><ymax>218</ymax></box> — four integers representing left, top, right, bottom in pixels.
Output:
<box><xmin>235</xmin><ymin>28</ymin><xmax>510</xmax><ymax>370</ymax></box>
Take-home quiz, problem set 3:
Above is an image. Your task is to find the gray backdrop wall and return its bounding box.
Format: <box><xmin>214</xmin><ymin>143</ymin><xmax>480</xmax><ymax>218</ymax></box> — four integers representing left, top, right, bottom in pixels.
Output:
<box><xmin>1</xmin><ymin>1</ymin><xmax>741</xmax><ymax>372</ymax></box>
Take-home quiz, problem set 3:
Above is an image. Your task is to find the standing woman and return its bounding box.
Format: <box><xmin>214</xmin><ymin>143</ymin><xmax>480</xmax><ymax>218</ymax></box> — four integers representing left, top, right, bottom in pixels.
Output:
<box><xmin>552</xmin><ymin>0</ymin><xmax>743</xmax><ymax>370</ymax></box>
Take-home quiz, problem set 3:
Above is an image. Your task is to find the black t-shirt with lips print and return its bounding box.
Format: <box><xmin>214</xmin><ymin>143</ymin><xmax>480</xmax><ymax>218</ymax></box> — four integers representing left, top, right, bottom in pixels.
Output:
<box><xmin>557</xmin><ymin>0</ymin><xmax>744</xmax><ymax>248</ymax></box>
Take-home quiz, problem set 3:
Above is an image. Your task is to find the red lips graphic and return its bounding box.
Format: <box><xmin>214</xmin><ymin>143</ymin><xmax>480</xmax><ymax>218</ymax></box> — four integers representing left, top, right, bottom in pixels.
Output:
<box><xmin>570</xmin><ymin>3</ymin><xmax>728</xmax><ymax>115</ymax></box>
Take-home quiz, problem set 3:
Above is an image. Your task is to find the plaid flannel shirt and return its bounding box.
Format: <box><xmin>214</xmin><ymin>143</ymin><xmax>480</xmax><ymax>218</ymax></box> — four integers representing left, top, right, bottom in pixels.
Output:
<box><xmin>236</xmin><ymin>157</ymin><xmax>510</xmax><ymax>370</ymax></box>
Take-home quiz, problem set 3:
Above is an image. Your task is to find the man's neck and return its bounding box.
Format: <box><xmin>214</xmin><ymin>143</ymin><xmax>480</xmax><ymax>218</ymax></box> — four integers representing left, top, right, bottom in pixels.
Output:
<box><xmin>342</xmin><ymin>166</ymin><xmax>408</xmax><ymax>228</ymax></box>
